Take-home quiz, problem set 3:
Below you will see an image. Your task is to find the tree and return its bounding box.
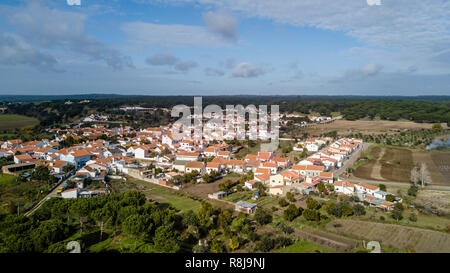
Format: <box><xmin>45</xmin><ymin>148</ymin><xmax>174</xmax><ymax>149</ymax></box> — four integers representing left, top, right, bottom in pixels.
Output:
<box><xmin>317</xmin><ymin>182</ymin><xmax>325</xmax><ymax>193</ymax></box>
<box><xmin>283</xmin><ymin>204</ymin><xmax>301</xmax><ymax>221</ymax></box>
<box><xmin>286</xmin><ymin>192</ymin><xmax>295</xmax><ymax>202</ymax></box>
<box><xmin>378</xmin><ymin>184</ymin><xmax>386</xmax><ymax>191</ymax></box>
<box><xmin>254</xmin><ymin>209</ymin><xmax>272</xmax><ymax>225</ymax></box>
<box><xmin>391</xmin><ymin>209</ymin><xmax>403</xmax><ymax>222</ymax></box>
<box><xmin>306</xmin><ymin>197</ymin><xmax>321</xmax><ymax>210</ymax></box>
<box><xmin>432</xmin><ymin>123</ymin><xmax>443</xmax><ymax>132</ymax></box>
<box><xmin>353</xmin><ymin>204</ymin><xmax>366</xmax><ymax>216</ymax></box>
<box><xmin>278</xmin><ymin>198</ymin><xmax>289</xmax><ymax>207</ymax></box>
<box><xmin>275</xmin><ymin>236</ymin><xmax>293</xmax><ymax>248</ymax></box>
<box><xmin>394</xmin><ymin>202</ymin><xmax>404</xmax><ymax>211</ymax></box>
<box><xmin>410</xmin><ymin>167</ymin><xmax>420</xmax><ymax>186</ymax></box>
<box><xmin>342</xmin><ymin>205</ymin><xmax>353</xmax><ymax>217</ymax></box>
<box><xmin>277</xmin><ymin>222</ymin><xmax>294</xmax><ymax>234</ymax></box>
<box><xmin>210</xmin><ymin>238</ymin><xmax>224</xmax><ymax>253</ymax></box>
<box><xmin>30</xmin><ymin>219</ymin><xmax>69</xmax><ymax>252</ymax></box>
<box><xmin>62</xmin><ymin>164</ymin><xmax>75</xmax><ymax>174</ymax></box>
<box><xmin>386</xmin><ymin>194</ymin><xmax>396</xmax><ymax>202</ymax></box>
<box><xmin>69</xmin><ymin>199</ymin><xmax>90</xmax><ymax>235</ymax></box>
<box><xmin>91</xmin><ymin>208</ymin><xmax>109</xmax><ymax>240</ymax></box>
<box><xmin>419</xmin><ymin>163</ymin><xmax>431</xmax><ymax>188</ymax></box>
<box><xmin>153</xmin><ymin>225</ymin><xmax>180</xmax><ymax>253</ymax></box>
<box><xmin>409</xmin><ymin>213</ymin><xmax>417</xmax><ymax>222</ymax></box>
<box><xmin>122</xmin><ymin>214</ymin><xmax>153</xmax><ymax>251</ymax></box>
<box><xmin>408</xmin><ymin>185</ymin><xmax>419</xmax><ymax>197</ymax></box>
<box><xmin>255</xmin><ymin>236</ymin><xmax>274</xmax><ymax>252</ymax></box>
<box><xmin>229</xmin><ymin>236</ymin><xmax>239</xmax><ymax>251</ymax></box>
<box><xmin>303</xmin><ymin>209</ymin><xmax>320</xmax><ymax>221</ymax></box>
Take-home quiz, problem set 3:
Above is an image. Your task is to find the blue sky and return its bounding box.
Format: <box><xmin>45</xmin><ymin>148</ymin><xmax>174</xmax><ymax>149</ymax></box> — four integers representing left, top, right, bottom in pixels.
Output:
<box><xmin>0</xmin><ymin>0</ymin><xmax>449</xmax><ymax>95</ymax></box>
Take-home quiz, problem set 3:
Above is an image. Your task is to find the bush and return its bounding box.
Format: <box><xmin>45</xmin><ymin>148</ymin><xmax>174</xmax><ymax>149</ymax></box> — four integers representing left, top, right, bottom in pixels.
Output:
<box><xmin>283</xmin><ymin>204</ymin><xmax>302</xmax><ymax>221</ymax></box>
<box><xmin>306</xmin><ymin>197</ymin><xmax>321</xmax><ymax>210</ymax></box>
<box><xmin>408</xmin><ymin>186</ymin><xmax>419</xmax><ymax>197</ymax></box>
<box><xmin>353</xmin><ymin>204</ymin><xmax>366</xmax><ymax>216</ymax></box>
<box><xmin>255</xmin><ymin>236</ymin><xmax>275</xmax><ymax>252</ymax></box>
<box><xmin>409</xmin><ymin>213</ymin><xmax>417</xmax><ymax>222</ymax></box>
<box><xmin>254</xmin><ymin>209</ymin><xmax>273</xmax><ymax>226</ymax></box>
<box><xmin>248</xmin><ymin>231</ymin><xmax>259</xmax><ymax>242</ymax></box>
<box><xmin>286</xmin><ymin>192</ymin><xmax>295</xmax><ymax>202</ymax></box>
<box><xmin>275</xmin><ymin>236</ymin><xmax>293</xmax><ymax>248</ymax></box>
<box><xmin>391</xmin><ymin>209</ymin><xmax>403</xmax><ymax>221</ymax></box>
<box><xmin>303</xmin><ymin>209</ymin><xmax>320</xmax><ymax>221</ymax></box>
<box><xmin>386</xmin><ymin>195</ymin><xmax>396</xmax><ymax>202</ymax></box>
<box><xmin>278</xmin><ymin>198</ymin><xmax>289</xmax><ymax>207</ymax></box>
<box><xmin>278</xmin><ymin>222</ymin><xmax>294</xmax><ymax>234</ymax></box>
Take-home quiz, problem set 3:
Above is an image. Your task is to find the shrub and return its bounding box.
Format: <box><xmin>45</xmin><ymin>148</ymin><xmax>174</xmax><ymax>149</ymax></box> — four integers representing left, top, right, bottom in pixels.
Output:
<box><xmin>303</xmin><ymin>209</ymin><xmax>320</xmax><ymax>221</ymax></box>
<box><xmin>409</xmin><ymin>213</ymin><xmax>417</xmax><ymax>222</ymax></box>
<box><xmin>283</xmin><ymin>204</ymin><xmax>302</xmax><ymax>221</ymax></box>
<box><xmin>278</xmin><ymin>198</ymin><xmax>289</xmax><ymax>207</ymax></box>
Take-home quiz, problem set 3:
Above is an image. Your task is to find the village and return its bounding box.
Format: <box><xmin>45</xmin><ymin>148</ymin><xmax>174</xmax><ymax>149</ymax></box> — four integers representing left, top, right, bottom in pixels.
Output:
<box><xmin>0</xmin><ymin>110</ymin><xmax>401</xmax><ymax>215</ymax></box>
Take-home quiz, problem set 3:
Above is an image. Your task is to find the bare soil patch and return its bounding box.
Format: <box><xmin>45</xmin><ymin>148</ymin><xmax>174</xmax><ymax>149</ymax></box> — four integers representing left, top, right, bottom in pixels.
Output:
<box><xmin>183</xmin><ymin>175</ymin><xmax>240</xmax><ymax>198</ymax></box>
<box><xmin>379</xmin><ymin>148</ymin><xmax>413</xmax><ymax>182</ymax></box>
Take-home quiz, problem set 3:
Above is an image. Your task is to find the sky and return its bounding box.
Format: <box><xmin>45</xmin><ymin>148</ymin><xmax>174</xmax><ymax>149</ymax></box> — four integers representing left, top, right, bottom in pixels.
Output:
<box><xmin>0</xmin><ymin>0</ymin><xmax>449</xmax><ymax>96</ymax></box>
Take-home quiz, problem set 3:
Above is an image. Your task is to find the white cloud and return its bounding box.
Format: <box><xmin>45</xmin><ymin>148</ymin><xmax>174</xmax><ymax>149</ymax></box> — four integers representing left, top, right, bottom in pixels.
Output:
<box><xmin>121</xmin><ymin>22</ymin><xmax>232</xmax><ymax>48</ymax></box>
<box><xmin>155</xmin><ymin>0</ymin><xmax>450</xmax><ymax>71</ymax></box>
<box><xmin>67</xmin><ymin>0</ymin><xmax>81</xmax><ymax>6</ymax></box>
<box><xmin>7</xmin><ymin>2</ymin><xmax>133</xmax><ymax>70</ymax></box>
<box><xmin>203</xmin><ymin>10</ymin><xmax>238</xmax><ymax>42</ymax></box>
<box><xmin>232</xmin><ymin>62</ymin><xmax>264</xmax><ymax>78</ymax></box>
<box><xmin>175</xmin><ymin>60</ymin><xmax>198</xmax><ymax>71</ymax></box>
<box><xmin>146</xmin><ymin>53</ymin><xmax>179</xmax><ymax>66</ymax></box>
<box><xmin>0</xmin><ymin>32</ymin><xmax>62</xmax><ymax>72</ymax></box>
<box><xmin>366</xmin><ymin>0</ymin><xmax>381</xmax><ymax>6</ymax></box>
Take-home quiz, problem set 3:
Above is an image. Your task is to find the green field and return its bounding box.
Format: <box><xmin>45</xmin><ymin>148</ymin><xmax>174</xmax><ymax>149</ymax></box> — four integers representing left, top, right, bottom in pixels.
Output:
<box><xmin>0</xmin><ymin>173</ymin><xmax>48</xmax><ymax>214</ymax></box>
<box><xmin>0</xmin><ymin>173</ymin><xmax>16</xmax><ymax>186</ymax></box>
<box><xmin>0</xmin><ymin>114</ymin><xmax>39</xmax><ymax>130</ymax></box>
<box><xmin>272</xmin><ymin>239</ymin><xmax>333</xmax><ymax>253</ymax></box>
<box><xmin>120</xmin><ymin>177</ymin><xmax>202</xmax><ymax>212</ymax></box>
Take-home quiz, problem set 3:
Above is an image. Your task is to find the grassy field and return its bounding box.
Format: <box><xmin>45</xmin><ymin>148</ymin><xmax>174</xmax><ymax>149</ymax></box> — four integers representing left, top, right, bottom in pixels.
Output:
<box><xmin>223</xmin><ymin>191</ymin><xmax>280</xmax><ymax>212</ymax></box>
<box><xmin>414</xmin><ymin>190</ymin><xmax>450</xmax><ymax>215</ymax></box>
<box><xmin>325</xmin><ymin>219</ymin><xmax>450</xmax><ymax>253</ymax></box>
<box><xmin>112</xmin><ymin>176</ymin><xmax>202</xmax><ymax>212</ymax></box>
<box><xmin>0</xmin><ymin>114</ymin><xmax>39</xmax><ymax>130</ymax></box>
<box><xmin>89</xmin><ymin>234</ymin><xmax>157</xmax><ymax>253</ymax></box>
<box><xmin>0</xmin><ymin>173</ymin><xmax>48</xmax><ymax>214</ymax></box>
<box><xmin>272</xmin><ymin>239</ymin><xmax>333</xmax><ymax>253</ymax></box>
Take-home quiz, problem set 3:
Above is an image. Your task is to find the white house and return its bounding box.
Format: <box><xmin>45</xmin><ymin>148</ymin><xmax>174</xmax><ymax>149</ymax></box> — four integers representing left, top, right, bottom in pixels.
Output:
<box><xmin>334</xmin><ymin>180</ymin><xmax>355</xmax><ymax>195</ymax></box>
<box><xmin>355</xmin><ymin>183</ymin><xmax>379</xmax><ymax>196</ymax></box>
<box><xmin>61</xmin><ymin>188</ymin><xmax>80</xmax><ymax>199</ymax></box>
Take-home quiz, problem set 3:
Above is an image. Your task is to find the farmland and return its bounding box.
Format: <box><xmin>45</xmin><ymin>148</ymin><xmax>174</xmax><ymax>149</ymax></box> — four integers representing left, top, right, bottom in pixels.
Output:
<box><xmin>0</xmin><ymin>114</ymin><xmax>39</xmax><ymax>130</ymax></box>
<box><xmin>353</xmin><ymin>145</ymin><xmax>450</xmax><ymax>185</ymax></box>
<box><xmin>325</xmin><ymin>219</ymin><xmax>450</xmax><ymax>253</ymax></box>
<box><xmin>303</xmin><ymin>119</ymin><xmax>449</xmax><ymax>136</ymax></box>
